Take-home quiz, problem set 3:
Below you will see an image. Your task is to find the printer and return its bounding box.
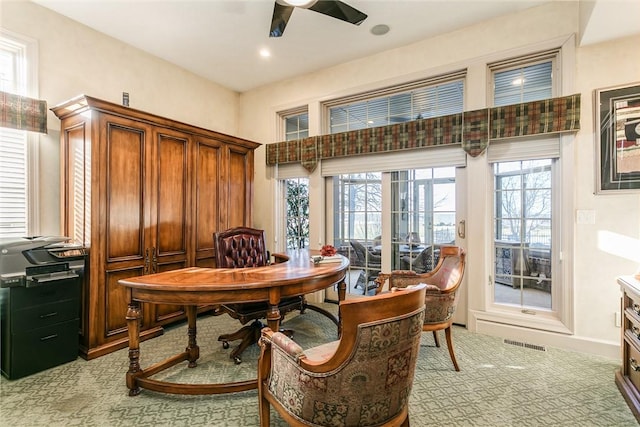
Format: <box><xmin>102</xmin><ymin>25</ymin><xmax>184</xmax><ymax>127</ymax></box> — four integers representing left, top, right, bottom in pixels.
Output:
<box><xmin>0</xmin><ymin>236</ymin><xmax>87</xmax><ymax>288</ymax></box>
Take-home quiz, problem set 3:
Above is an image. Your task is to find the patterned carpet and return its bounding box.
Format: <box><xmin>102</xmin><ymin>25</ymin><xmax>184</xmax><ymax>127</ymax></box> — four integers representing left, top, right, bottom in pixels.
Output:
<box><xmin>1</xmin><ymin>303</ymin><xmax>637</xmax><ymax>427</ymax></box>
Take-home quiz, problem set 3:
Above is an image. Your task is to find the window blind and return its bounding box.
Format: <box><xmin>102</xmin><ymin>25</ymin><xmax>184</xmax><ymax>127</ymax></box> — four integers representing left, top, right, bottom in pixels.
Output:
<box><xmin>275</xmin><ymin>163</ymin><xmax>310</xmax><ymax>180</ymax></box>
<box><xmin>487</xmin><ymin>136</ymin><xmax>560</xmax><ymax>163</ymax></box>
<box><xmin>0</xmin><ymin>128</ymin><xmax>28</xmax><ymax>236</ymax></box>
<box><xmin>490</xmin><ymin>50</ymin><xmax>558</xmax><ymax>107</ymax></box>
<box><xmin>328</xmin><ymin>73</ymin><xmax>465</xmax><ymax>133</ymax></box>
<box><xmin>321</xmin><ymin>145</ymin><xmax>466</xmax><ymax>176</ymax></box>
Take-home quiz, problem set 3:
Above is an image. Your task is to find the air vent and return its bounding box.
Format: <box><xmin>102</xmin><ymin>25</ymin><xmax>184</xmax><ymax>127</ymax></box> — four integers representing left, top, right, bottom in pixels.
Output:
<box><xmin>503</xmin><ymin>338</ymin><xmax>546</xmax><ymax>352</ymax></box>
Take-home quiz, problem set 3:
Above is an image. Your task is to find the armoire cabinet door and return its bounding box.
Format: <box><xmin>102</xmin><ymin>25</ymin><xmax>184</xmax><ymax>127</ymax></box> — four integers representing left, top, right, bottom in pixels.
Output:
<box><xmin>100</xmin><ymin>114</ymin><xmax>154</xmax><ymax>338</ymax></box>
<box><xmin>149</xmin><ymin>128</ymin><xmax>191</xmax><ymax>323</ymax></box>
<box><xmin>193</xmin><ymin>136</ymin><xmax>222</xmax><ymax>268</ymax></box>
<box><xmin>226</xmin><ymin>146</ymin><xmax>254</xmax><ymax>229</ymax></box>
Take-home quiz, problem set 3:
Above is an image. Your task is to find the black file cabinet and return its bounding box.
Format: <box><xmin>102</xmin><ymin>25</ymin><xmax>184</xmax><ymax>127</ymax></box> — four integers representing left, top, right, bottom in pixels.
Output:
<box><xmin>1</xmin><ymin>276</ymin><xmax>80</xmax><ymax>379</ymax></box>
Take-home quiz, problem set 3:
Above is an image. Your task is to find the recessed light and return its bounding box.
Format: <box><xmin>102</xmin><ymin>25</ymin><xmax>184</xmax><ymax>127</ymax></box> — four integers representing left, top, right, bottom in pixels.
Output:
<box><xmin>259</xmin><ymin>48</ymin><xmax>271</xmax><ymax>58</ymax></box>
<box><xmin>370</xmin><ymin>24</ymin><xmax>390</xmax><ymax>36</ymax></box>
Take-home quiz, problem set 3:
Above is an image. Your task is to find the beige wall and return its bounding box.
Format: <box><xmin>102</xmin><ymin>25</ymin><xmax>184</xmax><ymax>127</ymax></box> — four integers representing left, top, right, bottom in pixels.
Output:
<box><xmin>574</xmin><ymin>34</ymin><xmax>640</xmax><ymax>339</ymax></box>
<box><xmin>3</xmin><ymin>1</ymin><xmax>639</xmax><ymax>357</ymax></box>
<box><xmin>2</xmin><ymin>0</ymin><xmax>241</xmax><ymax>235</ymax></box>
<box><xmin>239</xmin><ymin>1</ymin><xmax>640</xmax><ymax>357</ymax></box>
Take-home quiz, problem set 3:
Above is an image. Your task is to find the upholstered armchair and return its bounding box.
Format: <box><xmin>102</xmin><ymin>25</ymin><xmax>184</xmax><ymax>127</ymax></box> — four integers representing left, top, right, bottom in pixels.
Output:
<box><xmin>349</xmin><ymin>240</ymin><xmax>382</xmax><ymax>294</ymax></box>
<box><xmin>213</xmin><ymin>227</ymin><xmax>303</xmax><ymax>364</ymax></box>
<box><xmin>257</xmin><ymin>284</ymin><xmax>427</xmax><ymax>427</ymax></box>
<box><xmin>375</xmin><ymin>245</ymin><xmax>466</xmax><ymax>371</ymax></box>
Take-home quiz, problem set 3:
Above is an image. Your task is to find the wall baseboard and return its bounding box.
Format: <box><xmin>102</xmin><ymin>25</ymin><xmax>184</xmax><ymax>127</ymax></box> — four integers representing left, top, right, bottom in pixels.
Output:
<box><xmin>469</xmin><ymin>314</ymin><xmax>620</xmax><ymax>360</ymax></box>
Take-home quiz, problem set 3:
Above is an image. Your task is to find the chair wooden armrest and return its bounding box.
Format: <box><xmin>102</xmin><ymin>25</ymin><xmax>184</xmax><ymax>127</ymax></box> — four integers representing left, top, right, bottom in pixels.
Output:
<box><xmin>261</xmin><ymin>328</ymin><xmax>304</xmax><ymax>360</ymax></box>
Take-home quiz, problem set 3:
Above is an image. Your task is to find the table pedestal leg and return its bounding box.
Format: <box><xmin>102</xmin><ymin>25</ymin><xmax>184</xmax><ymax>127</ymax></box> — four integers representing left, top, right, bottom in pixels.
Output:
<box><xmin>265</xmin><ymin>304</ymin><xmax>281</xmax><ymax>333</ymax></box>
<box><xmin>337</xmin><ymin>278</ymin><xmax>347</xmax><ymax>337</ymax></box>
<box><xmin>125</xmin><ymin>301</ymin><xmax>142</xmax><ymax>396</ymax></box>
<box><xmin>185</xmin><ymin>305</ymin><xmax>199</xmax><ymax>368</ymax></box>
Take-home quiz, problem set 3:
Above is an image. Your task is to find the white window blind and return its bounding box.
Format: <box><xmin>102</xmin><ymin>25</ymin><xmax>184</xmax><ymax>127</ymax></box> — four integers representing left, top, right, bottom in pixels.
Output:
<box><xmin>327</xmin><ymin>71</ymin><xmax>466</xmax><ymax>133</ymax></box>
<box><xmin>321</xmin><ymin>145</ymin><xmax>466</xmax><ymax>177</ymax></box>
<box><xmin>0</xmin><ymin>128</ymin><xmax>28</xmax><ymax>236</ymax></box>
<box><xmin>275</xmin><ymin>163</ymin><xmax>310</xmax><ymax>180</ymax></box>
<box><xmin>487</xmin><ymin>136</ymin><xmax>560</xmax><ymax>163</ymax></box>
<box><xmin>490</xmin><ymin>51</ymin><xmax>558</xmax><ymax>107</ymax></box>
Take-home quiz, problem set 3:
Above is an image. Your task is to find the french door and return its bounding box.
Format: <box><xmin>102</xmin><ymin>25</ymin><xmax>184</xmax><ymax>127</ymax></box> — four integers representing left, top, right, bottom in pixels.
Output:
<box><xmin>327</xmin><ymin>166</ymin><xmax>467</xmax><ymax>325</ymax></box>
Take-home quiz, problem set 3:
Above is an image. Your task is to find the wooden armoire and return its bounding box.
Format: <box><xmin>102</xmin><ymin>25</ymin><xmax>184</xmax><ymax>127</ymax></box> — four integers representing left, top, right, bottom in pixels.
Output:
<box><xmin>52</xmin><ymin>95</ymin><xmax>259</xmax><ymax>360</ymax></box>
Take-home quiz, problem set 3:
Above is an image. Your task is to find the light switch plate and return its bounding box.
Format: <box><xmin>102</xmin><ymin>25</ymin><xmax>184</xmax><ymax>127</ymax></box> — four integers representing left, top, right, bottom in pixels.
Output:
<box><xmin>576</xmin><ymin>210</ymin><xmax>596</xmax><ymax>224</ymax></box>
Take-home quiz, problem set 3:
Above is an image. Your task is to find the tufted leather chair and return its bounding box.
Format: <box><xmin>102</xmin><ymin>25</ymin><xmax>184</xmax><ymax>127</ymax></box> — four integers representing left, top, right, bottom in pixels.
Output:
<box><xmin>215</xmin><ymin>227</ymin><xmax>269</xmax><ymax>268</ymax></box>
<box><xmin>214</xmin><ymin>227</ymin><xmax>303</xmax><ymax>364</ymax></box>
<box><xmin>375</xmin><ymin>245</ymin><xmax>466</xmax><ymax>371</ymax></box>
<box><xmin>258</xmin><ymin>284</ymin><xmax>427</xmax><ymax>427</ymax></box>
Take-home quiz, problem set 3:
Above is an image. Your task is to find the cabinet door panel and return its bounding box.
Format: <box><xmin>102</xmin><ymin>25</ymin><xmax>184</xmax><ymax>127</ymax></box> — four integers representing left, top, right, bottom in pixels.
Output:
<box><xmin>151</xmin><ymin>261</ymin><xmax>188</xmax><ymax>323</ymax></box>
<box><xmin>194</xmin><ymin>138</ymin><xmax>221</xmax><ymax>264</ymax></box>
<box><xmin>156</xmin><ymin>131</ymin><xmax>189</xmax><ymax>257</ymax></box>
<box><xmin>104</xmin><ymin>268</ymin><xmax>143</xmax><ymax>337</ymax></box>
<box><xmin>227</xmin><ymin>148</ymin><xmax>252</xmax><ymax>228</ymax></box>
<box><xmin>106</xmin><ymin>123</ymin><xmax>146</xmax><ymax>261</ymax></box>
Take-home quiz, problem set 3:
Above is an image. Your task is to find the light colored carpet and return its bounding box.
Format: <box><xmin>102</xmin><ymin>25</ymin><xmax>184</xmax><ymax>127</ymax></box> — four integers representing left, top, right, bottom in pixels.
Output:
<box><xmin>0</xmin><ymin>304</ymin><xmax>637</xmax><ymax>426</ymax></box>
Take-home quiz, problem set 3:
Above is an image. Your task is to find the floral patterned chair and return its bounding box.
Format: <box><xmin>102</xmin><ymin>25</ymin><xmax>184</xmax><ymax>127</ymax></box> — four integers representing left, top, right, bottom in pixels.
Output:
<box><xmin>375</xmin><ymin>245</ymin><xmax>466</xmax><ymax>371</ymax></box>
<box><xmin>257</xmin><ymin>284</ymin><xmax>427</xmax><ymax>427</ymax></box>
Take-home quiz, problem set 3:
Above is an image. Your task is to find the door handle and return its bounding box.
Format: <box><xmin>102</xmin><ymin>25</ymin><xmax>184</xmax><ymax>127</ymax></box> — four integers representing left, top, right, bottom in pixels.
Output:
<box><xmin>144</xmin><ymin>248</ymin><xmax>150</xmax><ymax>275</ymax></box>
<box><xmin>151</xmin><ymin>247</ymin><xmax>157</xmax><ymax>273</ymax></box>
<box><xmin>457</xmin><ymin>220</ymin><xmax>466</xmax><ymax>239</ymax></box>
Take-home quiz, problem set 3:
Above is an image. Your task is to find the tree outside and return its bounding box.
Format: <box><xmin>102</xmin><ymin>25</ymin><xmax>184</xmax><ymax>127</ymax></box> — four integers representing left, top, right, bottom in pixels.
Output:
<box><xmin>285</xmin><ymin>178</ymin><xmax>309</xmax><ymax>249</ymax></box>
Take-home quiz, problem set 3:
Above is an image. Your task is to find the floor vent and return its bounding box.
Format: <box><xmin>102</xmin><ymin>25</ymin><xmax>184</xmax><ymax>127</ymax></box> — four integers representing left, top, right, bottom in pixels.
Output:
<box><xmin>503</xmin><ymin>339</ymin><xmax>546</xmax><ymax>352</ymax></box>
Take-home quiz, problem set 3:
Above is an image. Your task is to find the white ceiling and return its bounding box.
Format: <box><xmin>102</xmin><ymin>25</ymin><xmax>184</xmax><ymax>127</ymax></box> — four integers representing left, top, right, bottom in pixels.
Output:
<box><xmin>32</xmin><ymin>0</ymin><xmax>639</xmax><ymax>93</ymax></box>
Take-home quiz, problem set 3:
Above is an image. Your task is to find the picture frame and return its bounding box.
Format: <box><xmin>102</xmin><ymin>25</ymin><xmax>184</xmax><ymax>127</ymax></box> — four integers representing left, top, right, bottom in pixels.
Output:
<box><xmin>595</xmin><ymin>83</ymin><xmax>640</xmax><ymax>193</ymax></box>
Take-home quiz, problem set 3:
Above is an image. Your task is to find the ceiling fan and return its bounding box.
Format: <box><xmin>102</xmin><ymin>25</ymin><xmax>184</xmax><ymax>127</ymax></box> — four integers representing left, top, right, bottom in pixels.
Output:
<box><xmin>270</xmin><ymin>0</ymin><xmax>368</xmax><ymax>38</ymax></box>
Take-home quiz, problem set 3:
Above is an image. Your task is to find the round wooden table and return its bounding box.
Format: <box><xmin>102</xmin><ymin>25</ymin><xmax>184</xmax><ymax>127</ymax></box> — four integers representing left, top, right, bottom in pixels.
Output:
<box><xmin>118</xmin><ymin>249</ymin><xmax>348</xmax><ymax>396</ymax></box>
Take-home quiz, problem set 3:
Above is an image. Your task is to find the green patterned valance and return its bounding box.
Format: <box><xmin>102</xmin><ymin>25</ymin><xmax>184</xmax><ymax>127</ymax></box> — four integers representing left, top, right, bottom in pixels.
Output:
<box><xmin>266</xmin><ymin>94</ymin><xmax>580</xmax><ymax>172</ymax></box>
<box><xmin>0</xmin><ymin>91</ymin><xmax>48</xmax><ymax>134</ymax></box>
<box><xmin>490</xmin><ymin>94</ymin><xmax>580</xmax><ymax>139</ymax></box>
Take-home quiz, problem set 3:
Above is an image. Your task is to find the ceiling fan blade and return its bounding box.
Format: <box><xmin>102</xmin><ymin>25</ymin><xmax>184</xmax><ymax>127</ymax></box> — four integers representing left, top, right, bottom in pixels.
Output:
<box><xmin>308</xmin><ymin>0</ymin><xmax>367</xmax><ymax>26</ymax></box>
<box><xmin>270</xmin><ymin>2</ymin><xmax>295</xmax><ymax>37</ymax></box>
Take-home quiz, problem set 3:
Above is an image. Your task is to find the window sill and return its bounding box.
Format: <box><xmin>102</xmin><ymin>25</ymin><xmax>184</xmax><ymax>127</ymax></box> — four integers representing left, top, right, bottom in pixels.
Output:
<box><xmin>470</xmin><ymin>309</ymin><xmax>572</xmax><ymax>335</ymax></box>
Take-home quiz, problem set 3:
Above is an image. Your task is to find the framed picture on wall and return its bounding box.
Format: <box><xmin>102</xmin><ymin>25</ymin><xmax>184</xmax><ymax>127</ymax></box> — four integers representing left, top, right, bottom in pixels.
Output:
<box><xmin>595</xmin><ymin>83</ymin><xmax>640</xmax><ymax>193</ymax></box>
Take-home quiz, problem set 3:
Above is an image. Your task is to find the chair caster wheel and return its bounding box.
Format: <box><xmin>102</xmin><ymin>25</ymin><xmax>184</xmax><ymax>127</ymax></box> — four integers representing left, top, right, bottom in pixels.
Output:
<box><xmin>233</xmin><ymin>356</ymin><xmax>242</xmax><ymax>365</ymax></box>
<box><xmin>222</xmin><ymin>341</ymin><xmax>229</xmax><ymax>349</ymax></box>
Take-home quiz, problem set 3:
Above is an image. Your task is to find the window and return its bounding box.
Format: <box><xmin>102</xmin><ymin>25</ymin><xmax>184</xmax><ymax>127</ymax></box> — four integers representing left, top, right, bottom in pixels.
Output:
<box><xmin>0</xmin><ymin>30</ymin><xmax>38</xmax><ymax>238</ymax></box>
<box><xmin>277</xmin><ymin>110</ymin><xmax>310</xmax><ymax>250</ymax></box>
<box><xmin>324</xmin><ymin>73</ymin><xmax>465</xmax><ymax>295</ymax></box>
<box><xmin>391</xmin><ymin>167</ymin><xmax>456</xmax><ymax>273</ymax></box>
<box><xmin>333</xmin><ymin>173</ymin><xmax>382</xmax><ymax>294</ymax></box>
<box><xmin>327</xmin><ymin>74</ymin><xmax>464</xmax><ymax>133</ymax></box>
<box><xmin>490</xmin><ymin>51</ymin><xmax>557</xmax><ymax>106</ymax></box>
<box><xmin>331</xmin><ymin>167</ymin><xmax>460</xmax><ymax>295</ymax></box>
<box><xmin>493</xmin><ymin>160</ymin><xmax>553</xmax><ymax>311</ymax></box>
<box><xmin>284</xmin><ymin>112</ymin><xmax>308</xmax><ymax>141</ymax></box>
<box><xmin>488</xmin><ymin>51</ymin><xmax>563</xmax><ymax>321</ymax></box>
<box><xmin>282</xmin><ymin>177</ymin><xmax>309</xmax><ymax>249</ymax></box>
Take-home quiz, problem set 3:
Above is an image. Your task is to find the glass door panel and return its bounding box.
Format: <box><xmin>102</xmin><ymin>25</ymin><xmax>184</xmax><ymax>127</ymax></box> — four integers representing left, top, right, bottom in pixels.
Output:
<box><xmin>391</xmin><ymin>167</ymin><xmax>456</xmax><ymax>273</ymax></box>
